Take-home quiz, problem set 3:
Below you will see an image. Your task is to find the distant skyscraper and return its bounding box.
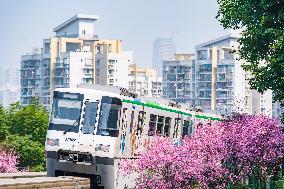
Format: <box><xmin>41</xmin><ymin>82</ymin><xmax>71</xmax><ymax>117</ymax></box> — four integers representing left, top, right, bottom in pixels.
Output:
<box><xmin>0</xmin><ymin>66</ymin><xmax>20</xmax><ymax>107</ymax></box>
<box><xmin>0</xmin><ymin>67</ymin><xmax>19</xmax><ymax>87</ymax></box>
<box><xmin>152</xmin><ymin>38</ymin><xmax>176</xmax><ymax>76</ymax></box>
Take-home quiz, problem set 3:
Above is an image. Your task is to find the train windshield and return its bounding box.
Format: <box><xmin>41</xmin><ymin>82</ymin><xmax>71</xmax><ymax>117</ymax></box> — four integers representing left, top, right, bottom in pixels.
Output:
<box><xmin>97</xmin><ymin>96</ymin><xmax>121</xmax><ymax>137</ymax></box>
<box><xmin>50</xmin><ymin>92</ymin><xmax>83</xmax><ymax>126</ymax></box>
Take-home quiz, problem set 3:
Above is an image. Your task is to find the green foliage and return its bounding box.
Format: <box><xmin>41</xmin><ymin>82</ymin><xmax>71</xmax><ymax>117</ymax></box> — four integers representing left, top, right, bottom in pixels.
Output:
<box><xmin>9</xmin><ymin>98</ymin><xmax>49</xmax><ymax>144</ymax></box>
<box><xmin>272</xmin><ymin>179</ymin><xmax>284</xmax><ymax>189</ymax></box>
<box><xmin>0</xmin><ymin>97</ymin><xmax>49</xmax><ymax>171</ymax></box>
<box><xmin>216</xmin><ymin>0</ymin><xmax>284</xmax><ymax>102</ymax></box>
<box><xmin>1</xmin><ymin>135</ymin><xmax>45</xmax><ymax>172</ymax></box>
<box><xmin>0</xmin><ymin>106</ymin><xmax>9</xmax><ymax>141</ymax></box>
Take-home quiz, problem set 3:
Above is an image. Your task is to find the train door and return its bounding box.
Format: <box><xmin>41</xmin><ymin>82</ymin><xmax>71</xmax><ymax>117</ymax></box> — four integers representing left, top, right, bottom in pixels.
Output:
<box><xmin>77</xmin><ymin>100</ymin><xmax>100</xmax><ymax>152</ymax></box>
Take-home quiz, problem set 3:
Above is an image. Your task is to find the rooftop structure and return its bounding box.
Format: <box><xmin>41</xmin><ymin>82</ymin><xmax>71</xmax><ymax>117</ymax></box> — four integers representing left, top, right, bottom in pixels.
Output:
<box><xmin>53</xmin><ymin>14</ymin><xmax>99</xmax><ymax>38</ymax></box>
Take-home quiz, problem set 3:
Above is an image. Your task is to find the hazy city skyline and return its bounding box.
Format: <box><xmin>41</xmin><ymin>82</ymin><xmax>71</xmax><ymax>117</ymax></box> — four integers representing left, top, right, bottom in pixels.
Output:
<box><xmin>0</xmin><ymin>0</ymin><xmax>226</xmax><ymax>68</ymax></box>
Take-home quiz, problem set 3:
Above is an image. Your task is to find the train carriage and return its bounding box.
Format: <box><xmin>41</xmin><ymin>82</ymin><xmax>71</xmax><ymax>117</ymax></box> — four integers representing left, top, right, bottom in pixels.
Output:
<box><xmin>45</xmin><ymin>84</ymin><xmax>221</xmax><ymax>188</ymax></box>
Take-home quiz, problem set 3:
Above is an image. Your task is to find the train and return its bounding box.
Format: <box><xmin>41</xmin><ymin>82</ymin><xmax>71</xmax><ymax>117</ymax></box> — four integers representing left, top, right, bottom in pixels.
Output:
<box><xmin>45</xmin><ymin>84</ymin><xmax>221</xmax><ymax>189</ymax></box>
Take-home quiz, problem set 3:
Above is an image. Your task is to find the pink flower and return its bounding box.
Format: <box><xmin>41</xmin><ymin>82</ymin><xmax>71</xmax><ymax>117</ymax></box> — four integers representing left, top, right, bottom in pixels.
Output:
<box><xmin>0</xmin><ymin>148</ymin><xmax>19</xmax><ymax>173</ymax></box>
<box><xmin>121</xmin><ymin>114</ymin><xmax>284</xmax><ymax>188</ymax></box>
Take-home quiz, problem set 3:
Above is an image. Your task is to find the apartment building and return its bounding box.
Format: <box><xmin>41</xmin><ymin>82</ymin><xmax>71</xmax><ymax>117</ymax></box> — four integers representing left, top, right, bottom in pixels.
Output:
<box><xmin>128</xmin><ymin>64</ymin><xmax>162</xmax><ymax>98</ymax></box>
<box><xmin>0</xmin><ymin>87</ymin><xmax>19</xmax><ymax>107</ymax></box>
<box><xmin>162</xmin><ymin>54</ymin><xmax>196</xmax><ymax>105</ymax></box>
<box><xmin>0</xmin><ymin>66</ymin><xmax>20</xmax><ymax>107</ymax></box>
<box><xmin>152</xmin><ymin>38</ymin><xmax>176</xmax><ymax>76</ymax></box>
<box><xmin>195</xmin><ymin>33</ymin><xmax>273</xmax><ymax>116</ymax></box>
<box><xmin>20</xmin><ymin>14</ymin><xmax>132</xmax><ymax>110</ymax></box>
<box><xmin>273</xmin><ymin>102</ymin><xmax>284</xmax><ymax>119</ymax></box>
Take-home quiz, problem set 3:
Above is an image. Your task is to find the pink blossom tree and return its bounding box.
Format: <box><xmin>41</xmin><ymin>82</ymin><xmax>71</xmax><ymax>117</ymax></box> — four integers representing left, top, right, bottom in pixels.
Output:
<box><xmin>0</xmin><ymin>147</ymin><xmax>18</xmax><ymax>173</ymax></box>
<box><xmin>121</xmin><ymin>115</ymin><xmax>284</xmax><ymax>189</ymax></box>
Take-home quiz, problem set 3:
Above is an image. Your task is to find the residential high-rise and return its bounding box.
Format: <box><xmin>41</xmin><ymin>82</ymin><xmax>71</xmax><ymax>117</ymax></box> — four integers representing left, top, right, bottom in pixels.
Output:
<box><xmin>152</xmin><ymin>38</ymin><xmax>176</xmax><ymax>76</ymax></box>
<box><xmin>0</xmin><ymin>87</ymin><xmax>20</xmax><ymax>107</ymax></box>
<box><xmin>162</xmin><ymin>54</ymin><xmax>196</xmax><ymax>105</ymax></box>
<box><xmin>0</xmin><ymin>67</ymin><xmax>20</xmax><ymax>87</ymax></box>
<box><xmin>161</xmin><ymin>33</ymin><xmax>274</xmax><ymax>116</ymax></box>
<box><xmin>0</xmin><ymin>66</ymin><xmax>20</xmax><ymax>107</ymax></box>
<box><xmin>195</xmin><ymin>33</ymin><xmax>273</xmax><ymax>116</ymax></box>
<box><xmin>20</xmin><ymin>14</ymin><xmax>133</xmax><ymax>111</ymax></box>
<box><xmin>128</xmin><ymin>64</ymin><xmax>162</xmax><ymax>98</ymax></box>
<box><xmin>273</xmin><ymin>102</ymin><xmax>284</xmax><ymax>119</ymax></box>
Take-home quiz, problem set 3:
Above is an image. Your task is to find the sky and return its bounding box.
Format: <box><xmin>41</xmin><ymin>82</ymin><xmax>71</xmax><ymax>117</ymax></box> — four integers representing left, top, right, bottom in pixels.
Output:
<box><xmin>0</xmin><ymin>0</ymin><xmax>227</xmax><ymax>68</ymax></box>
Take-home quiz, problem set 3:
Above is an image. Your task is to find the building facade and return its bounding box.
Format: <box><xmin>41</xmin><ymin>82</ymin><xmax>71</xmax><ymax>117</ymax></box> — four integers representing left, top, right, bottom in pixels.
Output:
<box><xmin>20</xmin><ymin>14</ymin><xmax>132</xmax><ymax>110</ymax></box>
<box><xmin>152</xmin><ymin>38</ymin><xmax>176</xmax><ymax>76</ymax></box>
<box><xmin>161</xmin><ymin>34</ymin><xmax>274</xmax><ymax>116</ymax></box>
<box><xmin>195</xmin><ymin>33</ymin><xmax>273</xmax><ymax>116</ymax></box>
<box><xmin>128</xmin><ymin>64</ymin><xmax>162</xmax><ymax>98</ymax></box>
<box><xmin>162</xmin><ymin>54</ymin><xmax>196</xmax><ymax>105</ymax></box>
<box><xmin>0</xmin><ymin>66</ymin><xmax>20</xmax><ymax>107</ymax></box>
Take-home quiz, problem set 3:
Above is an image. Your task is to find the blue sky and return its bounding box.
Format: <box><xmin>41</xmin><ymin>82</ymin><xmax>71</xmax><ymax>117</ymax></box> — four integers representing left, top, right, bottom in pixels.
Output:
<box><xmin>0</xmin><ymin>0</ymin><xmax>226</xmax><ymax>68</ymax></box>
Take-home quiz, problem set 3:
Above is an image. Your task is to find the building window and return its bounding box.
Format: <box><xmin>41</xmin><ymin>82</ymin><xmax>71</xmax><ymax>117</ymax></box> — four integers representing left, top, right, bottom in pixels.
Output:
<box><xmin>44</xmin><ymin>43</ymin><xmax>50</xmax><ymax>54</ymax></box>
<box><xmin>108</xmin><ymin>44</ymin><xmax>112</xmax><ymax>53</ymax></box>
<box><xmin>197</xmin><ymin>50</ymin><xmax>208</xmax><ymax>60</ymax></box>
<box><xmin>82</xmin><ymin>30</ymin><xmax>86</xmax><ymax>35</ymax></box>
<box><xmin>224</xmin><ymin>50</ymin><xmax>233</xmax><ymax>59</ymax></box>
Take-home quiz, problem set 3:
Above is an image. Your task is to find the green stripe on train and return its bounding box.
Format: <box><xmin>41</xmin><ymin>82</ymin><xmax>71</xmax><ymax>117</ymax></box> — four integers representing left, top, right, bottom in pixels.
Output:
<box><xmin>122</xmin><ymin>99</ymin><xmax>221</xmax><ymax>121</ymax></box>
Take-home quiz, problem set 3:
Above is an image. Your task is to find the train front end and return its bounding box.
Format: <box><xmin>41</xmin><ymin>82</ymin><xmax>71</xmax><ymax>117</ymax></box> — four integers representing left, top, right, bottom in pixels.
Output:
<box><xmin>45</xmin><ymin>88</ymin><xmax>127</xmax><ymax>188</ymax></box>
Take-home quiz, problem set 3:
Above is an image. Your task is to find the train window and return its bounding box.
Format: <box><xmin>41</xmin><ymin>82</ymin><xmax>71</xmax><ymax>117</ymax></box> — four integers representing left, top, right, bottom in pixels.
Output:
<box><xmin>182</xmin><ymin>120</ymin><xmax>190</xmax><ymax>137</ymax></box>
<box><xmin>51</xmin><ymin>97</ymin><xmax>82</xmax><ymax>126</ymax></box>
<box><xmin>156</xmin><ymin>116</ymin><xmax>164</xmax><ymax>135</ymax></box>
<box><xmin>173</xmin><ymin>118</ymin><xmax>181</xmax><ymax>138</ymax></box>
<box><xmin>82</xmin><ymin>102</ymin><xmax>99</xmax><ymax>134</ymax></box>
<box><xmin>97</xmin><ymin>96</ymin><xmax>122</xmax><ymax>137</ymax></box>
<box><xmin>137</xmin><ymin>111</ymin><xmax>145</xmax><ymax>135</ymax></box>
<box><xmin>148</xmin><ymin>114</ymin><xmax>157</xmax><ymax>136</ymax></box>
<box><xmin>164</xmin><ymin>117</ymin><xmax>171</xmax><ymax>137</ymax></box>
<box><xmin>130</xmin><ymin>111</ymin><xmax>134</xmax><ymax>133</ymax></box>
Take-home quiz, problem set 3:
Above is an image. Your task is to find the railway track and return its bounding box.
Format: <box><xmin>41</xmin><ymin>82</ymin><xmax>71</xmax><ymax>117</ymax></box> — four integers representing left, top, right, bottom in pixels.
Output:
<box><xmin>0</xmin><ymin>172</ymin><xmax>90</xmax><ymax>189</ymax></box>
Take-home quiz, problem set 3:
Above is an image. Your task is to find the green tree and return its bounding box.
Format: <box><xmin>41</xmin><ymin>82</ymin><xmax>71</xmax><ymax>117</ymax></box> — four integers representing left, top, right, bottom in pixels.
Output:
<box><xmin>216</xmin><ymin>0</ymin><xmax>284</xmax><ymax>102</ymax></box>
<box><xmin>9</xmin><ymin>97</ymin><xmax>49</xmax><ymax>145</ymax></box>
<box><xmin>1</xmin><ymin>135</ymin><xmax>45</xmax><ymax>172</ymax></box>
<box><xmin>0</xmin><ymin>106</ymin><xmax>9</xmax><ymax>142</ymax></box>
<box><xmin>0</xmin><ymin>97</ymin><xmax>49</xmax><ymax>171</ymax></box>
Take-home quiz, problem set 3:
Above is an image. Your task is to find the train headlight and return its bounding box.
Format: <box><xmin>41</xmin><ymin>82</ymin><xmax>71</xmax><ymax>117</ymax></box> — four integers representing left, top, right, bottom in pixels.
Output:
<box><xmin>95</xmin><ymin>144</ymin><xmax>110</xmax><ymax>152</ymax></box>
<box><xmin>47</xmin><ymin>138</ymin><xmax>59</xmax><ymax>146</ymax></box>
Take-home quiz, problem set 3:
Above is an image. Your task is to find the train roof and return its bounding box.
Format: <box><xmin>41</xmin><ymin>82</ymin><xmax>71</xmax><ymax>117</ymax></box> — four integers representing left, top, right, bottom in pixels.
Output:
<box><xmin>55</xmin><ymin>84</ymin><xmax>222</xmax><ymax>121</ymax></box>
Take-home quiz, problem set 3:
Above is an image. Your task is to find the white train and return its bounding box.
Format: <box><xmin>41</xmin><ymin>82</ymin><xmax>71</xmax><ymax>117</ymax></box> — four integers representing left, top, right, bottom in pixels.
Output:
<box><xmin>45</xmin><ymin>84</ymin><xmax>221</xmax><ymax>189</ymax></box>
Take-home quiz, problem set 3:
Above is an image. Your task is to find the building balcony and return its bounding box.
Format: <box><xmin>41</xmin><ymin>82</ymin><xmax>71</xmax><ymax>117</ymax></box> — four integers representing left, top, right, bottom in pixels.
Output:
<box><xmin>219</xmin><ymin>59</ymin><xmax>235</xmax><ymax>65</ymax></box>
<box><xmin>54</xmin><ymin>70</ymin><xmax>69</xmax><ymax>77</ymax></box>
<box><xmin>217</xmin><ymin>79</ymin><xmax>228</xmax><ymax>82</ymax></box>
<box><xmin>198</xmin><ymin>69</ymin><xmax>212</xmax><ymax>73</ymax></box>
<box><xmin>55</xmin><ymin>63</ymin><xmax>69</xmax><ymax>69</ymax></box>
<box><xmin>83</xmin><ymin>75</ymin><xmax>93</xmax><ymax>79</ymax></box>
<box><xmin>21</xmin><ymin>54</ymin><xmax>41</xmax><ymax>61</ymax></box>
<box><xmin>197</xmin><ymin>79</ymin><xmax>212</xmax><ymax>82</ymax></box>
<box><xmin>216</xmin><ymin>88</ymin><xmax>230</xmax><ymax>91</ymax></box>
<box><xmin>217</xmin><ymin>68</ymin><xmax>233</xmax><ymax>74</ymax></box>
<box><xmin>54</xmin><ymin>84</ymin><xmax>67</xmax><ymax>88</ymax></box>
<box><xmin>217</xmin><ymin>95</ymin><xmax>228</xmax><ymax>99</ymax></box>
<box><xmin>196</xmin><ymin>60</ymin><xmax>211</xmax><ymax>65</ymax></box>
<box><xmin>197</xmin><ymin>96</ymin><xmax>211</xmax><ymax>99</ymax></box>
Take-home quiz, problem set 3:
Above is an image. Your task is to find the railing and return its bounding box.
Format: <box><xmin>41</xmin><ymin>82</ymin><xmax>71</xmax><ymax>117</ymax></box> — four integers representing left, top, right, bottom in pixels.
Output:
<box><xmin>55</xmin><ymin>63</ymin><xmax>69</xmax><ymax>68</ymax></box>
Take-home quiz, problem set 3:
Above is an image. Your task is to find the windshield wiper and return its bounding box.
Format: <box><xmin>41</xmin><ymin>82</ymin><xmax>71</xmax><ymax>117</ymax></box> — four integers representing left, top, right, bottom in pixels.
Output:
<box><xmin>63</xmin><ymin>118</ymin><xmax>80</xmax><ymax>134</ymax></box>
